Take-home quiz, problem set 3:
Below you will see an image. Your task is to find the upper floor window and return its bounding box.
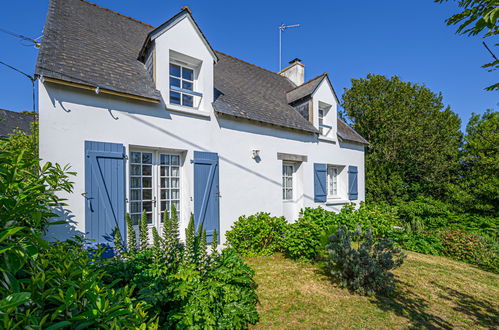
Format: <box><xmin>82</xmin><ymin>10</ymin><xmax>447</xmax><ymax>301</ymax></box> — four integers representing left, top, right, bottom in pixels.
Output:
<box><xmin>318</xmin><ymin>108</ymin><xmax>325</xmax><ymax>135</ymax></box>
<box><xmin>282</xmin><ymin>163</ymin><xmax>294</xmax><ymax>200</ymax></box>
<box><xmin>170</xmin><ymin>63</ymin><xmax>194</xmax><ymax>107</ymax></box>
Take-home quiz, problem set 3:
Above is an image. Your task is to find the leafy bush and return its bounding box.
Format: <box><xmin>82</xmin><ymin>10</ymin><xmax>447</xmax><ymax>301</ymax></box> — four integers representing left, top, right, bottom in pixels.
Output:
<box><xmin>391</xmin><ymin>230</ymin><xmax>443</xmax><ymax>255</ymax></box>
<box><xmin>438</xmin><ymin>229</ymin><xmax>499</xmax><ymax>273</ymax></box>
<box><xmin>225</xmin><ymin>213</ymin><xmax>287</xmax><ymax>256</ymax></box>
<box><xmin>324</xmin><ymin>226</ymin><xmax>405</xmax><ymax>296</ymax></box>
<box><xmin>281</xmin><ymin>218</ymin><xmax>323</xmax><ymax>260</ymax></box>
<box><xmin>105</xmin><ymin>211</ymin><xmax>259</xmax><ymax>328</ymax></box>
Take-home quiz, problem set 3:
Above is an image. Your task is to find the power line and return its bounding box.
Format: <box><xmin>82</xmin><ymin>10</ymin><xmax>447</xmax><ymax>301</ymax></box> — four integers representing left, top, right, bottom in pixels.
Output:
<box><xmin>0</xmin><ymin>27</ymin><xmax>41</xmax><ymax>47</ymax></box>
<box><xmin>0</xmin><ymin>60</ymin><xmax>36</xmax><ymax>113</ymax></box>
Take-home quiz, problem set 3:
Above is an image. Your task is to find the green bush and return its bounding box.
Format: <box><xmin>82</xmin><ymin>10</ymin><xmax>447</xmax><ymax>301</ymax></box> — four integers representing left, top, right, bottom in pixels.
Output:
<box><xmin>324</xmin><ymin>226</ymin><xmax>406</xmax><ymax>296</ymax></box>
<box><xmin>438</xmin><ymin>229</ymin><xmax>499</xmax><ymax>273</ymax></box>
<box><xmin>225</xmin><ymin>213</ymin><xmax>287</xmax><ymax>256</ymax></box>
<box><xmin>281</xmin><ymin>218</ymin><xmax>323</xmax><ymax>260</ymax></box>
<box><xmin>105</xmin><ymin>211</ymin><xmax>259</xmax><ymax>328</ymax></box>
<box><xmin>391</xmin><ymin>230</ymin><xmax>443</xmax><ymax>255</ymax></box>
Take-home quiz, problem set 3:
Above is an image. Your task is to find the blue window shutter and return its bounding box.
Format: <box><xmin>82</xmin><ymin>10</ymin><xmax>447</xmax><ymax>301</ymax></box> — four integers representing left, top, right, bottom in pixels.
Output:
<box><xmin>348</xmin><ymin>165</ymin><xmax>358</xmax><ymax>200</ymax></box>
<box><xmin>84</xmin><ymin>141</ymin><xmax>126</xmax><ymax>247</ymax></box>
<box><xmin>314</xmin><ymin>163</ymin><xmax>327</xmax><ymax>202</ymax></box>
<box><xmin>193</xmin><ymin>151</ymin><xmax>220</xmax><ymax>243</ymax></box>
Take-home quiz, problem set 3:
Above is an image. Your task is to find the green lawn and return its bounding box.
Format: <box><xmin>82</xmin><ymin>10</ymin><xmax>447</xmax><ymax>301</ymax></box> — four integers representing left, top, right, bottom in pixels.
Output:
<box><xmin>245</xmin><ymin>252</ymin><xmax>499</xmax><ymax>329</ymax></box>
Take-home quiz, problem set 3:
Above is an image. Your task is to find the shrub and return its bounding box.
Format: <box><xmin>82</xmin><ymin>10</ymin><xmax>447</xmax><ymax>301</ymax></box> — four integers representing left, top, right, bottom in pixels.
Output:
<box><xmin>324</xmin><ymin>226</ymin><xmax>405</xmax><ymax>296</ymax></box>
<box><xmin>281</xmin><ymin>218</ymin><xmax>323</xmax><ymax>260</ymax></box>
<box><xmin>391</xmin><ymin>230</ymin><xmax>443</xmax><ymax>255</ymax></box>
<box><xmin>225</xmin><ymin>213</ymin><xmax>287</xmax><ymax>256</ymax></box>
<box><xmin>438</xmin><ymin>229</ymin><xmax>499</xmax><ymax>273</ymax></box>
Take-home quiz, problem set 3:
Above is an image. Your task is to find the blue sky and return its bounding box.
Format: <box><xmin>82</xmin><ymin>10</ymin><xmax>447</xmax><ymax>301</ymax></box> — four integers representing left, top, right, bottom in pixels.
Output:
<box><xmin>0</xmin><ymin>0</ymin><xmax>497</xmax><ymax>131</ymax></box>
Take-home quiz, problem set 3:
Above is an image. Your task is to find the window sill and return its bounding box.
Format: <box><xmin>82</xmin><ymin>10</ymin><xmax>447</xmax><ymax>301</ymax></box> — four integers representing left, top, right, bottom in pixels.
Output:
<box><xmin>167</xmin><ymin>103</ymin><xmax>211</xmax><ymax>118</ymax></box>
<box><xmin>318</xmin><ymin>135</ymin><xmax>336</xmax><ymax>143</ymax></box>
<box><xmin>325</xmin><ymin>198</ymin><xmax>349</xmax><ymax>205</ymax></box>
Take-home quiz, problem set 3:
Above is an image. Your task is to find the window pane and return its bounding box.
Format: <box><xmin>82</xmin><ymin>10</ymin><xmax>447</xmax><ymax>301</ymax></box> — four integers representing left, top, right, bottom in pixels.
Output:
<box><xmin>286</xmin><ymin>177</ymin><xmax>292</xmax><ymax>187</ymax></box>
<box><xmin>161</xmin><ymin>189</ymin><xmax>169</xmax><ymax>200</ymax></box>
<box><xmin>170</xmin><ymin>64</ymin><xmax>181</xmax><ymax>77</ymax></box>
<box><xmin>171</xmin><ymin>189</ymin><xmax>179</xmax><ymax>199</ymax></box>
<box><xmin>142</xmin><ymin>177</ymin><xmax>152</xmax><ymax>188</ymax></box>
<box><xmin>182</xmin><ymin>94</ymin><xmax>193</xmax><ymax>107</ymax></box>
<box><xmin>182</xmin><ymin>80</ymin><xmax>193</xmax><ymax>91</ymax></box>
<box><xmin>160</xmin><ymin>165</ymin><xmax>169</xmax><ymax>177</ymax></box>
<box><xmin>131</xmin><ymin>152</ymin><xmax>141</xmax><ymax>163</ymax></box>
<box><xmin>142</xmin><ymin>165</ymin><xmax>152</xmax><ymax>176</ymax></box>
<box><xmin>182</xmin><ymin>67</ymin><xmax>193</xmax><ymax>80</ymax></box>
<box><xmin>286</xmin><ymin>189</ymin><xmax>293</xmax><ymax>200</ymax></box>
<box><xmin>161</xmin><ymin>154</ymin><xmax>170</xmax><ymax>165</ymax></box>
<box><xmin>130</xmin><ymin>164</ymin><xmax>141</xmax><ymax>175</ymax></box>
<box><xmin>171</xmin><ymin>200</ymin><xmax>180</xmax><ymax>211</ymax></box>
<box><xmin>143</xmin><ymin>201</ymin><xmax>152</xmax><ymax>212</ymax></box>
<box><xmin>171</xmin><ymin>166</ymin><xmax>179</xmax><ymax>177</ymax></box>
<box><xmin>142</xmin><ymin>189</ymin><xmax>152</xmax><ymax>200</ymax></box>
<box><xmin>170</xmin><ymin>77</ymin><xmax>180</xmax><ymax>88</ymax></box>
<box><xmin>170</xmin><ymin>91</ymin><xmax>181</xmax><ymax>105</ymax></box>
<box><xmin>142</xmin><ymin>153</ymin><xmax>152</xmax><ymax>164</ymax></box>
<box><xmin>171</xmin><ymin>178</ymin><xmax>179</xmax><ymax>188</ymax></box>
<box><xmin>161</xmin><ymin>201</ymin><xmax>167</xmax><ymax>211</ymax></box>
<box><xmin>161</xmin><ymin>178</ymin><xmax>169</xmax><ymax>188</ymax></box>
<box><xmin>146</xmin><ymin>213</ymin><xmax>153</xmax><ymax>224</ymax></box>
<box><xmin>130</xmin><ymin>202</ymin><xmax>141</xmax><ymax>213</ymax></box>
<box><xmin>171</xmin><ymin>155</ymin><xmax>180</xmax><ymax>165</ymax></box>
<box><xmin>130</xmin><ymin>189</ymin><xmax>140</xmax><ymax>201</ymax></box>
<box><xmin>130</xmin><ymin>177</ymin><xmax>141</xmax><ymax>188</ymax></box>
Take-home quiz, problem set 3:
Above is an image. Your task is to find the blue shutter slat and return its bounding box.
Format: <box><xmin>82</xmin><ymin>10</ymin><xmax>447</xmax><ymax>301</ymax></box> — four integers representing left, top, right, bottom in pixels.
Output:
<box><xmin>193</xmin><ymin>151</ymin><xmax>220</xmax><ymax>243</ymax></box>
<box><xmin>348</xmin><ymin>165</ymin><xmax>358</xmax><ymax>200</ymax></box>
<box><xmin>314</xmin><ymin>163</ymin><xmax>327</xmax><ymax>202</ymax></box>
<box><xmin>85</xmin><ymin>141</ymin><xmax>126</xmax><ymax>247</ymax></box>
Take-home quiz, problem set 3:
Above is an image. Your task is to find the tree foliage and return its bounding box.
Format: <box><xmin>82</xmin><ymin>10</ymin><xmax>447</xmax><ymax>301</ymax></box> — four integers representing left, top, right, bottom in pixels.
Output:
<box><xmin>451</xmin><ymin>109</ymin><xmax>498</xmax><ymax>215</ymax></box>
<box><xmin>342</xmin><ymin>74</ymin><xmax>462</xmax><ymax>202</ymax></box>
<box><xmin>435</xmin><ymin>0</ymin><xmax>499</xmax><ymax>90</ymax></box>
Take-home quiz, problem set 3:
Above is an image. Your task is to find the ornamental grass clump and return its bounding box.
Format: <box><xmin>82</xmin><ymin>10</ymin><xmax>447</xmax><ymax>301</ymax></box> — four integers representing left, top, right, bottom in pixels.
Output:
<box><xmin>324</xmin><ymin>226</ymin><xmax>405</xmax><ymax>296</ymax></box>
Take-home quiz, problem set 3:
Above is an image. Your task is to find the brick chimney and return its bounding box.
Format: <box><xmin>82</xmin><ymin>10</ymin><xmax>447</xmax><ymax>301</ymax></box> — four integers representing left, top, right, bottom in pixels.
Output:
<box><xmin>279</xmin><ymin>58</ymin><xmax>304</xmax><ymax>86</ymax></box>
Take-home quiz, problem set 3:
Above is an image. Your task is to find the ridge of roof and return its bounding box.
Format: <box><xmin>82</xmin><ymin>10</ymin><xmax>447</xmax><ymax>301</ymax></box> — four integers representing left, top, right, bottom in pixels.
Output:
<box><xmin>286</xmin><ymin>73</ymin><xmax>327</xmax><ymax>93</ymax></box>
<box><xmin>79</xmin><ymin>0</ymin><xmax>155</xmax><ymax>28</ymax></box>
<box><xmin>214</xmin><ymin>50</ymin><xmax>290</xmax><ymax>82</ymax></box>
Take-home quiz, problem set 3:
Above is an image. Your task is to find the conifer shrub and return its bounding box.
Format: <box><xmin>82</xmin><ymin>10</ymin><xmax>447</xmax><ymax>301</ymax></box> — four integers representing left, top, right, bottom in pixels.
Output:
<box><xmin>225</xmin><ymin>213</ymin><xmax>287</xmax><ymax>256</ymax></box>
<box><xmin>324</xmin><ymin>226</ymin><xmax>405</xmax><ymax>296</ymax></box>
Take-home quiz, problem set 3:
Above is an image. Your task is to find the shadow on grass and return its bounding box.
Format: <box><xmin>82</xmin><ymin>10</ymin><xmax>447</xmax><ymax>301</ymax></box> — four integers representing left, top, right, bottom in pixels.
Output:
<box><xmin>372</xmin><ymin>281</ymin><xmax>453</xmax><ymax>329</ymax></box>
<box><xmin>431</xmin><ymin>282</ymin><xmax>498</xmax><ymax>328</ymax></box>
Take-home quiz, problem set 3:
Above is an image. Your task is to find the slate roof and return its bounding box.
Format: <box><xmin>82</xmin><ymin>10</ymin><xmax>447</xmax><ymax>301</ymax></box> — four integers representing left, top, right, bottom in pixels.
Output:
<box><xmin>286</xmin><ymin>73</ymin><xmax>326</xmax><ymax>104</ymax></box>
<box><xmin>337</xmin><ymin>119</ymin><xmax>369</xmax><ymax>145</ymax></box>
<box><xmin>213</xmin><ymin>51</ymin><xmax>317</xmax><ymax>133</ymax></box>
<box><xmin>35</xmin><ymin>0</ymin><xmax>367</xmax><ymax>143</ymax></box>
<box><xmin>0</xmin><ymin>109</ymin><xmax>35</xmax><ymax>137</ymax></box>
<box><xmin>35</xmin><ymin>0</ymin><xmax>161</xmax><ymax>101</ymax></box>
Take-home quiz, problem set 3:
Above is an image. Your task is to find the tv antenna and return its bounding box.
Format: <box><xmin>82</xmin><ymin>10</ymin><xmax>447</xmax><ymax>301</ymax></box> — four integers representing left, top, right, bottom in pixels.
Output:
<box><xmin>278</xmin><ymin>23</ymin><xmax>300</xmax><ymax>71</ymax></box>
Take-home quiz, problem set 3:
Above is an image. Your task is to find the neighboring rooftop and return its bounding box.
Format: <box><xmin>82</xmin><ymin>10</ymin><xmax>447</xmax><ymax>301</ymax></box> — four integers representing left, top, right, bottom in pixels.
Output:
<box><xmin>35</xmin><ymin>0</ymin><xmax>367</xmax><ymax>143</ymax></box>
<box><xmin>0</xmin><ymin>109</ymin><xmax>35</xmax><ymax>137</ymax></box>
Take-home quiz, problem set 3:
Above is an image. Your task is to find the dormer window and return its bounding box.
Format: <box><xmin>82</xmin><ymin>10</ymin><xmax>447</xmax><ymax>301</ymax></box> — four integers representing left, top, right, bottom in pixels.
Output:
<box><xmin>169</xmin><ymin>63</ymin><xmax>195</xmax><ymax>107</ymax></box>
<box><xmin>318</xmin><ymin>102</ymin><xmax>332</xmax><ymax>136</ymax></box>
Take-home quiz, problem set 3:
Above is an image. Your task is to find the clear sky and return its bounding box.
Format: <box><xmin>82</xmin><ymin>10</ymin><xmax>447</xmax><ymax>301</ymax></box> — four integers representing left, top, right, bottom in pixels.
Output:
<box><xmin>0</xmin><ymin>0</ymin><xmax>497</xmax><ymax>131</ymax></box>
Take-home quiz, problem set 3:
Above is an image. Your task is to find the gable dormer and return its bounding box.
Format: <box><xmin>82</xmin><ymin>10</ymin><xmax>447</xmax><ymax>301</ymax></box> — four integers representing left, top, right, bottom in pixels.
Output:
<box><xmin>139</xmin><ymin>7</ymin><xmax>218</xmax><ymax>115</ymax></box>
<box><xmin>285</xmin><ymin>70</ymin><xmax>339</xmax><ymax>142</ymax></box>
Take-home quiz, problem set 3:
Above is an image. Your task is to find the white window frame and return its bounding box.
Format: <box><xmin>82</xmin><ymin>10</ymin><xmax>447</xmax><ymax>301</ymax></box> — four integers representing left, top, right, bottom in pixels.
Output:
<box><xmin>282</xmin><ymin>162</ymin><xmax>294</xmax><ymax>201</ymax></box>
<box><xmin>169</xmin><ymin>62</ymin><xmax>196</xmax><ymax>108</ymax></box>
<box><xmin>318</xmin><ymin>108</ymin><xmax>325</xmax><ymax>135</ymax></box>
<box><xmin>327</xmin><ymin>165</ymin><xmax>340</xmax><ymax>199</ymax></box>
<box><xmin>129</xmin><ymin>149</ymin><xmax>181</xmax><ymax>228</ymax></box>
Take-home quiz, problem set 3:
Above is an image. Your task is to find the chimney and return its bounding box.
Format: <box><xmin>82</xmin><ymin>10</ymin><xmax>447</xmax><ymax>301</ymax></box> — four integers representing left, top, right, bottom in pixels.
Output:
<box><xmin>279</xmin><ymin>58</ymin><xmax>304</xmax><ymax>86</ymax></box>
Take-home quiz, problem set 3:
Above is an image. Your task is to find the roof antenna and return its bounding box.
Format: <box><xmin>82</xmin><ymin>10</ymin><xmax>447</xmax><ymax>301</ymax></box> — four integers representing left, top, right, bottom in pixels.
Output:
<box><xmin>278</xmin><ymin>23</ymin><xmax>300</xmax><ymax>71</ymax></box>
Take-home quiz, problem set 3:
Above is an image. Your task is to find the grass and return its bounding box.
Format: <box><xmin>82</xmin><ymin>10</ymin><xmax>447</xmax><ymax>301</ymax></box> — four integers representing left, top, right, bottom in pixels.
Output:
<box><xmin>245</xmin><ymin>252</ymin><xmax>499</xmax><ymax>329</ymax></box>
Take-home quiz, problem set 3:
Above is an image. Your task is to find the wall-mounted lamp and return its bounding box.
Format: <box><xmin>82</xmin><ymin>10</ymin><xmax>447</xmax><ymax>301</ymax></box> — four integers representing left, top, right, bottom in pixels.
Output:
<box><xmin>95</xmin><ymin>86</ymin><xmax>100</xmax><ymax>95</ymax></box>
<box><xmin>251</xmin><ymin>149</ymin><xmax>260</xmax><ymax>159</ymax></box>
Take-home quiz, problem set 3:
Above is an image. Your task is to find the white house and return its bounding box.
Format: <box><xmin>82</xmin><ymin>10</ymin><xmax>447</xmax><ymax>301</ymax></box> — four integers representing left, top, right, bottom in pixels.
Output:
<box><xmin>36</xmin><ymin>0</ymin><xmax>368</xmax><ymax>245</ymax></box>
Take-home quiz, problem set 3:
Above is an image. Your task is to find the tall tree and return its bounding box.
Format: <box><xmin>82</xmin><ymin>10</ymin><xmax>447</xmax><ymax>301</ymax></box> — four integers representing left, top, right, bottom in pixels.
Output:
<box><xmin>342</xmin><ymin>74</ymin><xmax>462</xmax><ymax>203</ymax></box>
<box><xmin>435</xmin><ymin>0</ymin><xmax>499</xmax><ymax>90</ymax></box>
<box><xmin>452</xmin><ymin>109</ymin><xmax>498</xmax><ymax>215</ymax></box>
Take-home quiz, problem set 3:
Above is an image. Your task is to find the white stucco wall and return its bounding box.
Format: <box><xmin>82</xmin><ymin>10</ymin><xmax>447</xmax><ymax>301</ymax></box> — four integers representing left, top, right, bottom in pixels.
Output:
<box><xmin>39</xmin><ymin>82</ymin><xmax>365</xmax><ymax>244</ymax></box>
